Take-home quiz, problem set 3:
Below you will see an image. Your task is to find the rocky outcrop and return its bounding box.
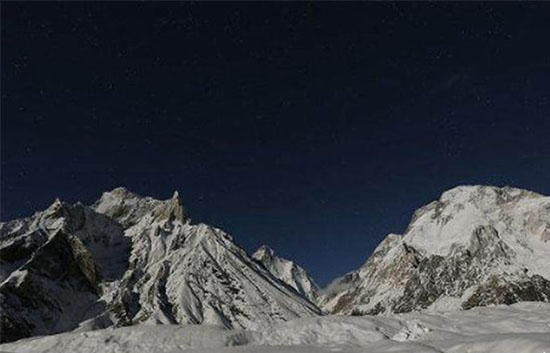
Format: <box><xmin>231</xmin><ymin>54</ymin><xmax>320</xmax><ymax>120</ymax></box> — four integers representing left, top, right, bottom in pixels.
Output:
<box><xmin>463</xmin><ymin>274</ymin><xmax>550</xmax><ymax>309</ymax></box>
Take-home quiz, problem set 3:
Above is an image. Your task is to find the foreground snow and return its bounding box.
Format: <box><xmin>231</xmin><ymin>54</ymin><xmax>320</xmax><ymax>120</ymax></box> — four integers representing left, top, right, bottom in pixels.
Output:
<box><xmin>2</xmin><ymin>302</ymin><xmax>549</xmax><ymax>353</ymax></box>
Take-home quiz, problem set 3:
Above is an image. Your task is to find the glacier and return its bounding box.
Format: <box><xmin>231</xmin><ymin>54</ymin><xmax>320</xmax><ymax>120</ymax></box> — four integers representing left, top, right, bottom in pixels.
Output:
<box><xmin>1</xmin><ymin>302</ymin><xmax>549</xmax><ymax>353</ymax></box>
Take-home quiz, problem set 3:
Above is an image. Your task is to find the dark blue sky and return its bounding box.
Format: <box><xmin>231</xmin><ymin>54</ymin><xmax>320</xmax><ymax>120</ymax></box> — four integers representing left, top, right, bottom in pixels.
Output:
<box><xmin>2</xmin><ymin>2</ymin><xmax>549</xmax><ymax>285</ymax></box>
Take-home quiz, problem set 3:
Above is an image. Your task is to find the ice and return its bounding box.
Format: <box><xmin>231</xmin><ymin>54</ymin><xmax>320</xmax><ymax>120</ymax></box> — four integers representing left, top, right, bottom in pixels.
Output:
<box><xmin>2</xmin><ymin>302</ymin><xmax>549</xmax><ymax>353</ymax></box>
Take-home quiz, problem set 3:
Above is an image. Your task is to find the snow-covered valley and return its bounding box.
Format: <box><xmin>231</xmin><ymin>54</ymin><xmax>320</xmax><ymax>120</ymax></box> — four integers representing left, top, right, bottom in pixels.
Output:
<box><xmin>1</xmin><ymin>302</ymin><xmax>549</xmax><ymax>353</ymax></box>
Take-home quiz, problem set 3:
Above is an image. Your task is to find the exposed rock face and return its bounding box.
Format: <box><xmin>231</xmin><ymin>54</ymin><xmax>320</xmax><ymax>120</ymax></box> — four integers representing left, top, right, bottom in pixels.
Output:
<box><xmin>0</xmin><ymin>199</ymin><xmax>130</xmax><ymax>284</ymax></box>
<box><xmin>321</xmin><ymin>185</ymin><xmax>550</xmax><ymax>315</ymax></box>
<box><xmin>462</xmin><ymin>274</ymin><xmax>550</xmax><ymax>310</ymax></box>
<box><xmin>0</xmin><ymin>230</ymin><xmax>105</xmax><ymax>343</ymax></box>
<box><xmin>0</xmin><ymin>188</ymin><xmax>321</xmax><ymax>343</ymax></box>
<box><xmin>252</xmin><ymin>245</ymin><xmax>320</xmax><ymax>303</ymax></box>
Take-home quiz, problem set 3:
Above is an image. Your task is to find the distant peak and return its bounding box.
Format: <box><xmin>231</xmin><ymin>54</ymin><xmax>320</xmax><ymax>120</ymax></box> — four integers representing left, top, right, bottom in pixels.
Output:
<box><xmin>47</xmin><ymin>197</ymin><xmax>68</xmax><ymax>211</ymax></box>
<box><xmin>153</xmin><ymin>190</ymin><xmax>188</xmax><ymax>223</ymax></box>
<box><xmin>92</xmin><ymin>187</ymin><xmax>142</xmax><ymax>206</ymax></box>
<box><xmin>170</xmin><ymin>190</ymin><xmax>183</xmax><ymax>206</ymax></box>
<box><xmin>168</xmin><ymin>190</ymin><xmax>184</xmax><ymax>211</ymax></box>
<box><xmin>253</xmin><ymin>245</ymin><xmax>275</xmax><ymax>260</ymax></box>
<box><xmin>107</xmin><ymin>187</ymin><xmax>137</xmax><ymax>198</ymax></box>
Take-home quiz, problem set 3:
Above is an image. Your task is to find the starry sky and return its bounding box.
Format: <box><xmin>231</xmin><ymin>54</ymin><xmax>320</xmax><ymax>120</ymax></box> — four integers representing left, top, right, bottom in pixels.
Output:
<box><xmin>2</xmin><ymin>2</ymin><xmax>550</xmax><ymax>285</ymax></box>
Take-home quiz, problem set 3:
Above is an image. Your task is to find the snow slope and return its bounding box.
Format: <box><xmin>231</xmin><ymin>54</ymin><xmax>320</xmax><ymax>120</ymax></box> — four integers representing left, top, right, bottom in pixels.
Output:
<box><xmin>252</xmin><ymin>245</ymin><xmax>320</xmax><ymax>303</ymax></box>
<box><xmin>1</xmin><ymin>302</ymin><xmax>549</xmax><ymax>353</ymax></box>
<box><xmin>0</xmin><ymin>188</ymin><xmax>320</xmax><ymax>343</ymax></box>
<box><xmin>321</xmin><ymin>185</ymin><xmax>550</xmax><ymax>315</ymax></box>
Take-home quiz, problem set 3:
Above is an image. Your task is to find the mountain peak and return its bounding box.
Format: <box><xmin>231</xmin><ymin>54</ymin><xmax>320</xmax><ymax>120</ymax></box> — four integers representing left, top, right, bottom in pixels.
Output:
<box><xmin>405</xmin><ymin>185</ymin><xmax>548</xmax><ymax>257</ymax></box>
<box><xmin>48</xmin><ymin>197</ymin><xmax>64</xmax><ymax>210</ymax></box>
<box><xmin>152</xmin><ymin>190</ymin><xmax>187</xmax><ymax>223</ymax></box>
<box><xmin>439</xmin><ymin>185</ymin><xmax>542</xmax><ymax>205</ymax></box>
<box><xmin>106</xmin><ymin>186</ymin><xmax>139</xmax><ymax>199</ymax></box>
<box><xmin>253</xmin><ymin>245</ymin><xmax>275</xmax><ymax>260</ymax></box>
<box><xmin>92</xmin><ymin>188</ymin><xmax>189</xmax><ymax>227</ymax></box>
<box><xmin>110</xmin><ymin>186</ymin><xmax>130</xmax><ymax>194</ymax></box>
<box><xmin>1</xmin><ymin>190</ymin><xmax>320</xmax><ymax>343</ymax></box>
<box><xmin>321</xmin><ymin>185</ymin><xmax>550</xmax><ymax>316</ymax></box>
<box><xmin>253</xmin><ymin>245</ymin><xmax>320</xmax><ymax>304</ymax></box>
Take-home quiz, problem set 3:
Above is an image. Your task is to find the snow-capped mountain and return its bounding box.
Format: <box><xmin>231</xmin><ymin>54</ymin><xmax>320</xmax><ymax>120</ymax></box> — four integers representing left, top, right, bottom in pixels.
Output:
<box><xmin>321</xmin><ymin>185</ymin><xmax>550</xmax><ymax>315</ymax></box>
<box><xmin>0</xmin><ymin>188</ymin><xmax>321</xmax><ymax>343</ymax></box>
<box><xmin>3</xmin><ymin>184</ymin><xmax>550</xmax><ymax>344</ymax></box>
<box><xmin>252</xmin><ymin>245</ymin><xmax>320</xmax><ymax>303</ymax></box>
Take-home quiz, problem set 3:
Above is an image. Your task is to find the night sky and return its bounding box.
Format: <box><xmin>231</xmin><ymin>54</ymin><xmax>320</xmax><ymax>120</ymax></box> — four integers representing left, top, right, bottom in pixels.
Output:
<box><xmin>2</xmin><ymin>2</ymin><xmax>550</xmax><ymax>285</ymax></box>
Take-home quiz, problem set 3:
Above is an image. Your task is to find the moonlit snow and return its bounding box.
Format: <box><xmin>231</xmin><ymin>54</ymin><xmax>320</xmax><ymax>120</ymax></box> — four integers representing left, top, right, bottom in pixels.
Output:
<box><xmin>321</xmin><ymin>185</ymin><xmax>550</xmax><ymax>315</ymax></box>
<box><xmin>1</xmin><ymin>302</ymin><xmax>549</xmax><ymax>353</ymax></box>
<box><xmin>1</xmin><ymin>185</ymin><xmax>549</xmax><ymax>351</ymax></box>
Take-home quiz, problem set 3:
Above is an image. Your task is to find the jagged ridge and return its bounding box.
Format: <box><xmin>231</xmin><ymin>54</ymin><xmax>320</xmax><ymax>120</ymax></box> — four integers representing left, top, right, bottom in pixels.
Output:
<box><xmin>0</xmin><ymin>188</ymin><xmax>321</xmax><ymax>343</ymax></box>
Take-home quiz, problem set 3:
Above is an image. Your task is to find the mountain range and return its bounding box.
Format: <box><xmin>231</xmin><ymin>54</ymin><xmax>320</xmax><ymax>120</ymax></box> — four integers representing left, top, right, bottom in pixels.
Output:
<box><xmin>1</xmin><ymin>185</ymin><xmax>549</xmax><ymax>344</ymax></box>
<box><xmin>0</xmin><ymin>187</ymin><xmax>320</xmax><ymax>343</ymax></box>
